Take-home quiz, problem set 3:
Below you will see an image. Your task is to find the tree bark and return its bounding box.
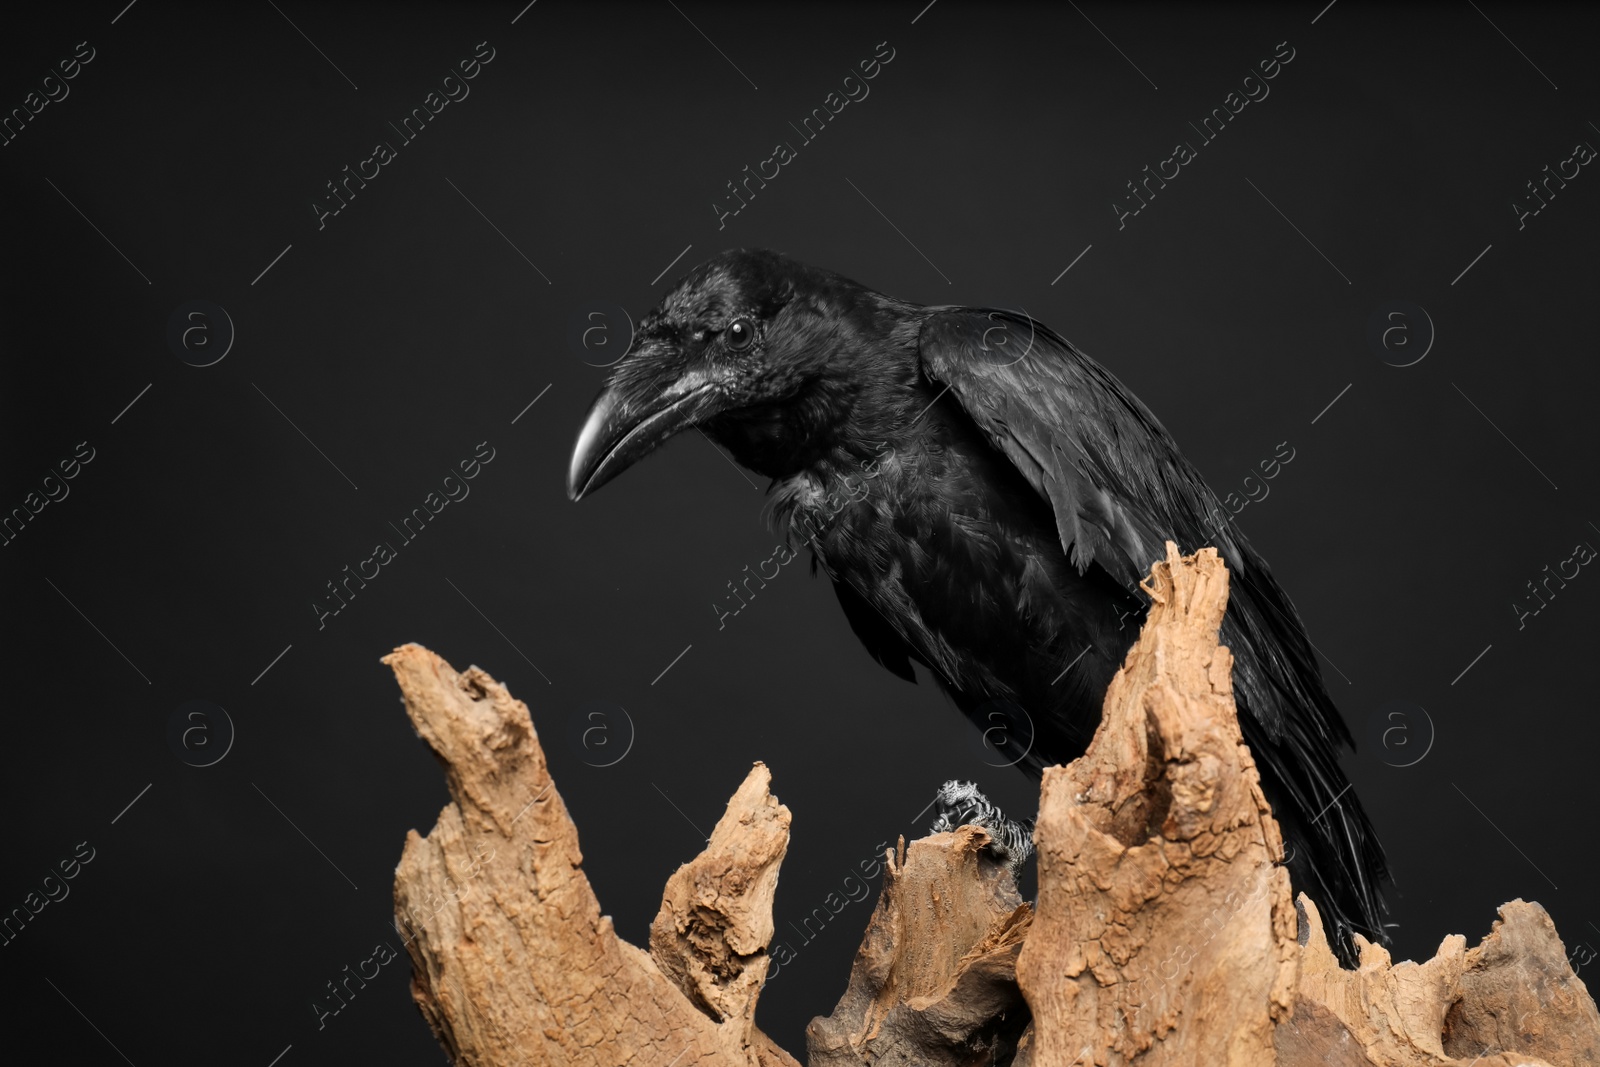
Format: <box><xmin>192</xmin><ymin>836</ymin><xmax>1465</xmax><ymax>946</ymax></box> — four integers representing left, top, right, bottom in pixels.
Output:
<box><xmin>387</xmin><ymin>544</ymin><xmax>1599</xmax><ymax>1066</ymax></box>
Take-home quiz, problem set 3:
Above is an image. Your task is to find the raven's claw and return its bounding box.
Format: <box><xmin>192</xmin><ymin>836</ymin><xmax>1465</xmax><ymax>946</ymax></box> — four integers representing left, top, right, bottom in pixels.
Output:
<box><xmin>929</xmin><ymin>779</ymin><xmax>1035</xmax><ymax>876</ymax></box>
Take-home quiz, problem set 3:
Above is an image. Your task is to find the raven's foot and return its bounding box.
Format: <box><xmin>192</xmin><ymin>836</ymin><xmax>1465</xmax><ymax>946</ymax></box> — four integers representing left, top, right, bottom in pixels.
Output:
<box><xmin>929</xmin><ymin>779</ymin><xmax>1035</xmax><ymax>876</ymax></box>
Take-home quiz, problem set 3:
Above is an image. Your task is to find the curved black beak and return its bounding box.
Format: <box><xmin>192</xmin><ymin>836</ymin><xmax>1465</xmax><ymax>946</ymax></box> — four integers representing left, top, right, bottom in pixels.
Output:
<box><xmin>567</xmin><ymin>378</ymin><xmax>723</xmax><ymax>501</ymax></box>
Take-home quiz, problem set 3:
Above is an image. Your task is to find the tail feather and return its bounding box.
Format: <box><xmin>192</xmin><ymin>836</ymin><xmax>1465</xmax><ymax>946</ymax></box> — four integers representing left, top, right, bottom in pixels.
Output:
<box><xmin>1224</xmin><ymin>560</ymin><xmax>1390</xmax><ymax>965</ymax></box>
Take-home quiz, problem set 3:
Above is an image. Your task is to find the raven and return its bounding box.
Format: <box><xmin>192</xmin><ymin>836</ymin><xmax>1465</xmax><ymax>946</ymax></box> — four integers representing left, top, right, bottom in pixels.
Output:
<box><xmin>567</xmin><ymin>248</ymin><xmax>1387</xmax><ymax>962</ymax></box>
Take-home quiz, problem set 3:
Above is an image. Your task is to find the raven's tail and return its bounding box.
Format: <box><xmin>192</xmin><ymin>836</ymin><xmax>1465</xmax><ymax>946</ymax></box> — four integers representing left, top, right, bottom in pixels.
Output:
<box><xmin>1248</xmin><ymin>723</ymin><xmax>1391</xmax><ymax>965</ymax></box>
<box><xmin>1224</xmin><ymin>564</ymin><xmax>1391</xmax><ymax>966</ymax></box>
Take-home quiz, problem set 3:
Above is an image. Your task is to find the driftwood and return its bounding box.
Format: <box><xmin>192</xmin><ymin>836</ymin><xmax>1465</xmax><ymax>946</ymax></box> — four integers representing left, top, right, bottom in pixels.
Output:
<box><xmin>1016</xmin><ymin>539</ymin><xmax>1297</xmax><ymax>1066</ymax></box>
<box><xmin>387</xmin><ymin>544</ymin><xmax>1599</xmax><ymax>1065</ymax></box>
<box><xmin>806</xmin><ymin>826</ymin><xmax>1034</xmax><ymax>1066</ymax></box>
<box><xmin>386</xmin><ymin>644</ymin><xmax>797</xmax><ymax>1067</ymax></box>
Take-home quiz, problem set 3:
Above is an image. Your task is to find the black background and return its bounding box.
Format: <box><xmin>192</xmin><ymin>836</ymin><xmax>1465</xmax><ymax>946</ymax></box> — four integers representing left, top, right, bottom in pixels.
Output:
<box><xmin>2</xmin><ymin>2</ymin><xmax>1598</xmax><ymax>1063</ymax></box>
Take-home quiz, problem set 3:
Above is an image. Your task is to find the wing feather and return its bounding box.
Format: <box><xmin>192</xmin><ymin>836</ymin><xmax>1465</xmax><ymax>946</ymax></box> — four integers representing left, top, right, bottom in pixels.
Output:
<box><xmin>918</xmin><ymin>308</ymin><xmax>1240</xmax><ymax>586</ymax></box>
<box><xmin>917</xmin><ymin>307</ymin><xmax>1388</xmax><ymax>951</ymax></box>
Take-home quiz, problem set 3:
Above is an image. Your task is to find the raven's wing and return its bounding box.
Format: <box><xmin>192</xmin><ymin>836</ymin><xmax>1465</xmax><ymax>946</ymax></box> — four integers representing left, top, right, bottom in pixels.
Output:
<box><xmin>917</xmin><ymin>308</ymin><xmax>1243</xmax><ymax>590</ymax></box>
<box><xmin>917</xmin><ymin>307</ymin><xmax>1388</xmax><ymax>952</ymax></box>
<box><xmin>918</xmin><ymin>308</ymin><xmax>1317</xmax><ymax>740</ymax></box>
<box><xmin>831</xmin><ymin>575</ymin><xmax>919</xmax><ymax>683</ymax></box>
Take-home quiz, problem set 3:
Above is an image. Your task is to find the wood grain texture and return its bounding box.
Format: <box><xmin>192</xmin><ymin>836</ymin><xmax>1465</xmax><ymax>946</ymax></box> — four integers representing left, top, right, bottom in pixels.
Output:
<box><xmin>1016</xmin><ymin>542</ymin><xmax>1296</xmax><ymax>1066</ymax></box>
<box><xmin>385</xmin><ymin>644</ymin><xmax>795</xmax><ymax>1067</ymax></box>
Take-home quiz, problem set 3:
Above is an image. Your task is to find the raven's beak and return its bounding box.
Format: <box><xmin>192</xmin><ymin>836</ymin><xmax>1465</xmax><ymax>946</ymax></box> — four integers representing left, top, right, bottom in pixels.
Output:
<box><xmin>567</xmin><ymin>374</ymin><xmax>724</xmax><ymax>501</ymax></box>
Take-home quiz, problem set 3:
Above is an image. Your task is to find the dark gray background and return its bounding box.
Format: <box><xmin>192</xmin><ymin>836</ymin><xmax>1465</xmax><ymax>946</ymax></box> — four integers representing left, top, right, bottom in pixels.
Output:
<box><xmin>2</xmin><ymin>1</ymin><xmax>1597</xmax><ymax>1063</ymax></box>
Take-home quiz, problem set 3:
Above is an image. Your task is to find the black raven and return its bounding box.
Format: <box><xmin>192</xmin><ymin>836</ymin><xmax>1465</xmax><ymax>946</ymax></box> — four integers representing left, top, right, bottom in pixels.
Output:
<box><xmin>567</xmin><ymin>248</ymin><xmax>1387</xmax><ymax>962</ymax></box>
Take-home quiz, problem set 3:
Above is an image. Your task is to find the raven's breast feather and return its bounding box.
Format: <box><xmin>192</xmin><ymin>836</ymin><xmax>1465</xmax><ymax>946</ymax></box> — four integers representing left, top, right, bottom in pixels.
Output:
<box><xmin>772</xmin><ymin>443</ymin><xmax>1124</xmax><ymax>715</ymax></box>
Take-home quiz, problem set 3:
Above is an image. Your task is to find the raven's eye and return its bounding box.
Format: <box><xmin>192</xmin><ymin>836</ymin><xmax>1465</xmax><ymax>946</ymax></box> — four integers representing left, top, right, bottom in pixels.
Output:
<box><xmin>724</xmin><ymin>318</ymin><xmax>756</xmax><ymax>352</ymax></box>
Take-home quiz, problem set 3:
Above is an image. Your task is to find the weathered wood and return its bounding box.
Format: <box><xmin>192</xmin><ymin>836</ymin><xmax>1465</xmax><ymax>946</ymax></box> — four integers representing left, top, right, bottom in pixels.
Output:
<box><xmin>385</xmin><ymin>644</ymin><xmax>795</xmax><ymax>1067</ymax></box>
<box><xmin>1276</xmin><ymin>894</ymin><xmax>1597</xmax><ymax>1067</ymax></box>
<box><xmin>387</xmin><ymin>543</ymin><xmax>1600</xmax><ymax>1067</ymax></box>
<box><xmin>1443</xmin><ymin>898</ymin><xmax>1600</xmax><ymax>1065</ymax></box>
<box><xmin>805</xmin><ymin>827</ymin><xmax>1033</xmax><ymax>1066</ymax></box>
<box><xmin>1015</xmin><ymin>543</ymin><xmax>1297</xmax><ymax>1066</ymax></box>
<box><xmin>649</xmin><ymin>761</ymin><xmax>797</xmax><ymax>1065</ymax></box>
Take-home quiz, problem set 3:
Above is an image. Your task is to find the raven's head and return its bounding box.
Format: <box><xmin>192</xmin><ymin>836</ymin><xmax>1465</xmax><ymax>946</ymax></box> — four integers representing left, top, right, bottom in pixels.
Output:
<box><xmin>567</xmin><ymin>248</ymin><xmax>908</xmax><ymax>500</ymax></box>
